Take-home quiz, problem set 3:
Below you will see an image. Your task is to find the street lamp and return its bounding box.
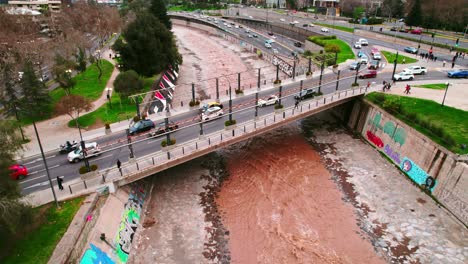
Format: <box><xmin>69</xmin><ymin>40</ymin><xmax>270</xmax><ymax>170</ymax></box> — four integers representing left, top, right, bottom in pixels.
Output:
<box><xmin>221</xmin><ymin>75</ymin><xmax>233</xmax><ymax>122</ymax></box>
<box><xmin>442</xmin><ymin>82</ymin><xmax>452</xmax><ymax>106</ymax></box>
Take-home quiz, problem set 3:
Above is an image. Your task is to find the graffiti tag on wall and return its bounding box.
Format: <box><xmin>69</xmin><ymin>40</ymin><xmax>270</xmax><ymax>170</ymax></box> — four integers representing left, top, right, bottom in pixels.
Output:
<box><xmin>401</xmin><ymin>157</ymin><xmax>437</xmax><ymax>192</ymax></box>
<box><xmin>272</xmin><ymin>56</ymin><xmax>294</xmax><ymax>77</ymax></box>
<box><xmin>115</xmin><ymin>184</ymin><xmax>146</xmax><ymax>263</ymax></box>
<box><xmin>367</xmin><ymin>112</ymin><xmax>407</xmax><ymax>147</ymax></box>
<box><xmin>80</xmin><ymin>244</ymin><xmax>115</xmax><ymax>264</ymax></box>
<box><xmin>384</xmin><ymin>144</ymin><xmax>401</xmax><ymax>164</ymax></box>
<box><xmin>367</xmin><ymin>130</ymin><xmax>384</xmax><ymax>148</ymax></box>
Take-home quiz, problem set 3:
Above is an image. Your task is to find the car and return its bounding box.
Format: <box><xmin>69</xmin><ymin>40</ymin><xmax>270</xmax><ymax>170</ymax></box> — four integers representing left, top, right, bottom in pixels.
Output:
<box><xmin>248</xmin><ymin>16</ymin><xmax>253</xmax><ymax>19</ymax></box>
<box><xmin>404</xmin><ymin>47</ymin><xmax>418</xmax><ymax>54</ymax></box>
<box><xmin>349</xmin><ymin>62</ymin><xmax>360</xmax><ymax>70</ymax></box>
<box><xmin>447</xmin><ymin>69</ymin><xmax>468</xmax><ymax>78</ymax></box>
<box><xmin>370</xmin><ymin>48</ymin><xmax>379</xmax><ymax>55</ymax></box>
<box><xmin>294</xmin><ymin>41</ymin><xmax>302</xmax><ymax>47</ymax></box>
<box><xmin>227</xmin><ymin>25</ymin><xmax>232</xmax><ymax>28</ymax></box>
<box><xmin>373</xmin><ymin>53</ymin><xmax>382</xmax><ymax>60</ymax></box>
<box><xmin>273</xmin><ymin>49</ymin><xmax>279</xmax><ymax>54</ymax></box>
<box><xmin>265</xmin><ymin>43</ymin><xmax>272</xmax><ymax>49</ymax></box>
<box><xmin>67</xmin><ymin>142</ymin><xmax>101</xmax><ymax>163</ymax></box>
<box><xmin>357</xmin><ymin>51</ymin><xmax>365</xmax><ymax>58</ymax></box>
<box><xmin>265</xmin><ymin>39</ymin><xmax>275</xmax><ymax>44</ymax></box>
<box><xmin>39</xmin><ymin>74</ymin><xmax>49</xmax><ymax>82</ymax></box>
<box><xmin>280</xmin><ymin>18</ymin><xmax>285</xmax><ymax>22</ymax></box>
<box><xmin>239</xmin><ymin>25</ymin><xmax>243</xmax><ymax>28</ymax></box>
<box><xmin>245</xmin><ymin>28</ymin><xmax>250</xmax><ymax>33</ymax></box>
<box><xmin>368</xmin><ymin>60</ymin><xmax>380</xmax><ymax>70</ymax></box>
<box><xmin>248</xmin><ymin>34</ymin><xmax>252</xmax><ymax>38</ymax></box>
<box><xmin>294</xmin><ymin>88</ymin><xmax>317</xmax><ymax>100</ymax></box>
<box><xmin>390</xmin><ymin>27</ymin><xmax>398</xmax><ymax>31</ymax></box>
<box><xmin>320</xmin><ymin>27</ymin><xmax>329</xmax><ymax>32</ymax></box>
<box><xmin>223</xmin><ymin>23</ymin><xmax>227</xmax><ymax>26</ymax></box>
<box><xmin>268</xmin><ymin>32</ymin><xmax>274</xmax><ymax>36</ymax></box>
<box><xmin>394</xmin><ymin>71</ymin><xmax>415</xmax><ymax>81</ymax></box>
<box><xmin>398</xmin><ymin>18</ymin><xmax>405</xmax><ymax>22</ymax></box>
<box><xmin>359</xmin><ymin>55</ymin><xmax>369</xmax><ymax>64</ymax></box>
<box><xmin>358</xmin><ymin>38</ymin><xmax>368</xmax><ymax>46</ymax></box>
<box><xmin>252</xmin><ymin>34</ymin><xmax>258</xmax><ymax>38</ymax></box>
<box><xmin>399</xmin><ymin>28</ymin><xmax>410</xmax><ymax>33</ymax></box>
<box><xmin>410</xmin><ymin>28</ymin><xmax>422</xmax><ymax>35</ymax></box>
<box><xmin>201</xmin><ymin>106</ymin><xmax>224</xmax><ymax>121</ymax></box>
<box><xmin>403</xmin><ymin>66</ymin><xmax>427</xmax><ymax>75</ymax></box>
<box><xmin>293</xmin><ymin>20</ymin><xmax>299</xmax><ymax>24</ymax></box>
<box><xmin>235</xmin><ymin>25</ymin><xmax>239</xmax><ymax>29</ymax></box>
<box><xmin>303</xmin><ymin>24</ymin><xmax>308</xmax><ymax>27</ymax></box>
<box><xmin>129</xmin><ymin>119</ymin><xmax>155</xmax><ymax>135</ymax></box>
<box><xmin>257</xmin><ymin>95</ymin><xmax>279</xmax><ymax>107</ymax></box>
<box><xmin>359</xmin><ymin>70</ymin><xmax>377</xmax><ymax>79</ymax></box>
<box><xmin>309</xmin><ymin>23</ymin><xmax>315</xmax><ymax>27</ymax></box>
<box><xmin>148</xmin><ymin>121</ymin><xmax>179</xmax><ymax>137</ymax></box>
<box><xmin>9</xmin><ymin>164</ymin><xmax>28</xmax><ymax>180</ymax></box>
<box><xmin>354</xmin><ymin>42</ymin><xmax>362</xmax><ymax>49</ymax></box>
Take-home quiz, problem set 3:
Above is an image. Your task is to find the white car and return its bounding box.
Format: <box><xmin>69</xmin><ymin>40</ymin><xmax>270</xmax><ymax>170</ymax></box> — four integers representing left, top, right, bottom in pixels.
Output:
<box><xmin>227</xmin><ymin>25</ymin><xmax>232</xmax><ymax>28</ymax></box>
<box><xmin>67</xmin><ymin>142</ymin><xmax>101</xmax><ymax>163</ymax></box>
<box><xmin>359</xmin><ymin>55</ymin><xmax>369</xmax><ymax>64</ymax></box>
<box><xmin>373</xmin><ymin>53</ymin><xmax>382</xmax><ymax>60</ymax></box>
<box><xmin>273</xmin><ymin>49</ymin><xmax>279</xmax><ymax>54</ymax></box>
<box><xmin>280</xmin><ymin>18</ymin><xmax>285</xmax><ymax>22</ymax></box>
<box><xmin>358</xmin><ymin>38</ymin><xmax>369</xmax><ymax>46</ymax></box>
<box><xmin>258</xmin><ymin>95</ymin><xmax>279</xmax><ymax>107</ymax></box>
<box><xmin>403</xmin><ymin>66</ymin><xmax>427</xmax><ymax>75</ymax></box>
<box><xmin>354</xmin><ymin>42</ymin><xmax>361</xmax><ymax>49</ymax></box>
<box><xmin>394</xmin><ymin>71</ymin><xmax>415</xmax><ymax>81</ymax></box>
<box><xmin>293</xmin><ymin>20</ymin><xmax>299</xmax><ymax>24</ymax></box>
<box><xmin>265</xmin><ymin>43</ymin><xmax>272</xmax><ymax>48</ymax></box>
<box><xmin>309</xmin><ymin>23</ymin><xmax>315</xmax><ymax>27</ymax></box>
<box><xmin>201</xmin><ymin>106</ymin><xmax>224</xmax><ymax>121</ymax></box>
<box><xmin>248</xmin><ymin>34</ymin><xmax>252</xmax><ymax>38</ymax></box>
<box><xmin>245</xmin><ymin>29</ymin><xmax>250</xmax><ymax>33</ymax></box>
<box><xmin>235</xmin><ymin>25</ymin><xmax>239</xmax><ymax>29</ymax></box>
<box><xmin>321</xmin><ymin>27</ymin><xmax>329</xmax><ymax>32</ymax></box>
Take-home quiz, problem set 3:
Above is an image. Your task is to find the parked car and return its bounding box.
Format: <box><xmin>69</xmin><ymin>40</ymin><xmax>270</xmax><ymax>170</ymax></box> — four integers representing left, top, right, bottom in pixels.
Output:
<box><xmin>359</xmin><ymin>70</ymin><xmax>377</xmax><ymax>79</ymax></box>
<box><xmin>359</xmin><ymin>55</ymin><xmax>369</xmax><ymax>64</ymax></box>
<box><xmin>273</xmin><ymin>49</ymin><xmax>279</xmax><ymax>54</ymax></box>
<box><xmin>373</xmin><ymin>53</ymin><xmax>382</xmax><ymax>60</ymax></box>
<box><xmin>9</xmin><ymin>164</ymin><xmax>28</xmax><ymax>180</ymax></box>
<box><xmin>265</xmin><ymin>43</ymin><xmax>272</xmax><ymax>49</ymax></box>
<box><xmin>320</xmin><ymin>27</ymin><xmax>329</xmax><ymax>32</ymax></box>
<box><xmin>294</xmin><ymin>41</ymin><xmax>302</xmax><ymax>47</ymax></box>
<box><xmin>67</xmin><ymin>142</ymin><xmax>101</xmax><ymax>163</ymax></box>
<box><xmin>394</xmin><ymin>71</ymin><xmax>415</xmax><ymax>81</ymax></box>
<box><xmin>370</xmin><ymin>48</ymin><xmax>379</xmax><ymax>55</ymax></box>
<box><xmin>403</xmin><ymin>66</ymin><xmax>427</xmax><ymax>75</ymax></box>
<box><xmin>201</xmin><ymin>106</ymin><xmax>224</xmax><ymax>121</ymax></box>
<box><xmin>349</xmin><ymin>62</ymin><xmax>360</xmax><ymax>70</ymax></box>
<box><xmin>303</xmin><ymin>24</ymin><xmax>308</xmax><ymax>27</ymax></box>
<box><xmin>358</xmin><ymin>38</ymin><xmax>369</xmax><ymax>46</ymax></box>
<box><xmin>129</xmin><ymin>119</ymin><xmax>155</xmax><ymax>135</ymax></box>
<box><xmin>390</xmin><ymin>27</ymin><xmax>398</xmax><ymax>31</ymax></box>
<box><xmin>148</xmin><ymin>121</ymin><xmax>179</xmax><ymax>137</ymax></box>
<box><xmin>410</xmin><ymin>28</ymin><xmax>422</xmax><ymax>35</ymax></box>
<box><xmin>404</xmin><ymin>47</ymin><xmax>418</xmax><ymax>54</ymax></box>
<box><xmin>268</xmin><ymin>32</ymin><xmax>274</xmax><ymax>36</ymax></box>
<box><xmin>368</xmin><ymin>60</ymin><xmax>380</xmax><ymax>70</ymax></box>
<box><xmin>294</xmin><ymin>88</ymin><xmax>317</xmax><ymax>100</ymax></box>
<box><xmin>447</xmin><ymin>69</ymin><xmax>468</xmax><ymax>78</ymax></box>
<box><xmin>258</xmin><ymin>95</ymin><xmax>279</xmax><ymax>107</ymax></box>
<box><xmin>280</xmin><ymin>18</ymin><xmax>285</xmax><ymax>22</ymax></box>
<box><xmin>252</xmin><ymin>34</ymin><xmax>258</xmax><ymax>38</ymax></box>
<box><xmin>399</xmin><ymin>28</ymin><xmax>410</xmax><ymax>33</ymax></box>
<box><xmin>354</xmin><ymin>42</ymin><xmax>362</xmax><ymax>49</ymax></box>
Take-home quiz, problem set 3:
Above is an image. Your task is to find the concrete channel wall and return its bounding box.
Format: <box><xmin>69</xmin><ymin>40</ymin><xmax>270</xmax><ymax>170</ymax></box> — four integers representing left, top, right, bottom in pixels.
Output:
<box><xmin>348</xmin><ymin>100</ymin><xmax>468</xmax><ymax>225</ymax></box>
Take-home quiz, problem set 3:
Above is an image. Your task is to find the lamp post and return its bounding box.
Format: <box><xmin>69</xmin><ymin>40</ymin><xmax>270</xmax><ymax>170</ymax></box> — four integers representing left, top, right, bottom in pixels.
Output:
<box><xmin>354</xmin><ymin>62</ymin><xmax>362</xmax><ymax>85</ymax></box>
<box><xmin>391</xmin><ymin>51</ymin><xmax>399</xmax><ymax>82</ymax></box>
<box><xmin>221</xmin><ymin>75</ymin><xmax>233</xmax><ymax>122</ymax></box>
<box><xmin>442</xmin><ymin>82</ymin><xmax>451</xmax><ymax>106</ymax></box>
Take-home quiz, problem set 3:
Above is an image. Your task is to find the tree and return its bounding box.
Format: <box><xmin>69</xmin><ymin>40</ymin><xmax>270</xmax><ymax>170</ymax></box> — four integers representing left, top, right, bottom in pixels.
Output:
<box><xmin>406</xmin><ymin>0</ymin><xmax>422</xmax><ymax>28</ymax></box>
<box><xmin>75</xmin><ymin>47</ymin><xmax>87</xmax><ymax>73</ymax></box>
<box><xmin>115</xmin><ymin>12</ymin><xmax>182</xmax><ymax>77</ymax></box>
<box><xmin>54</xmin><ymin>95</ymin><xmax>92</xmax><ymax>128</ymax></box>
<box><xmin>18</xmin><ymin>60</ymin><xmax>51</xmax><ymax>121</ymax></box>
<box><xmin>52</xmin><ymin>54</ymin><xmax>77</xmax><ymax>95</ymax></box>
<box><xmin>113</xmin><ymin>70</ymin><xmax>144</xmax><ymax>100</ymax></box>
<box><xmin>353</xmin><ymin>6</ymin><xmax>365</xmax><ymax>21</ymax></box>
<box><xmin>0</xmin><ymin>61</ymin><xmax>25</xmax><ymax>140</ymax></box>
<box><xmin>149</xmin><ymin>0</ymin><xmax>172</xmax><ymax>29</ymax></box>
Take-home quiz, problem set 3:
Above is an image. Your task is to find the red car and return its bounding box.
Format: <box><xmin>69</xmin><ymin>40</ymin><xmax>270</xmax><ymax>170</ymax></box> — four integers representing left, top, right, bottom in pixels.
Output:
<box><xmin>371</xmin><ymin>48</ymin><xmax>379</xmax><ymax>55</ymax></box>
<box><xmin>411</xmin><ymin>29</ymin><xmax>422</xmax><ymax>35</ymax></box>
<box><xmin>359</xmin><ymin>70</ymin><xmax>377</xmax><ymax>79</ymax></box>
<box><xmin>9</xmin><ymin>164</ymin><xmax>28</xmax><ymax>180</ymax></box>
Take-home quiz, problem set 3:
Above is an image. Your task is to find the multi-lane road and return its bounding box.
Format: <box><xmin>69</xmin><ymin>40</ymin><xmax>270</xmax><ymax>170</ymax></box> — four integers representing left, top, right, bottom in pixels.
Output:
<box><xmin>18</xmin><ymin>12</ymin><xmax>455</xmax><ymax>195</ymax></box>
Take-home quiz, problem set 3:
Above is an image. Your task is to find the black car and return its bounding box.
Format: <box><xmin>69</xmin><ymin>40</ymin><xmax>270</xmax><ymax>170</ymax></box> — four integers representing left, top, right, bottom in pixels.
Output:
<box><xmin>294</xmin><ymin>88</ymin><xmax>317</xmax><ymax>100</ymax></box>
<box><xmin>268</xmin><ymin>32</ymin><xmax>274</xmax><ymax>36</ymax></box>
<box><xmin>303</xmin><ymin>24</ymin><xmax>308</xmax><ymax>27</ymax></box>
<box><xmin>294</xmin><ymin>41</ymin><xmax>302</xmax><ymax>47</ymax></box>
<box><xmin>148</xmin><ymin>121</ymin><xmax>179</xmax><ymax>137</ymax></box>
<box><xmin>129</xmin><ymin>119</ymin><xmax>155</xmax><ymax>135</ymax></box>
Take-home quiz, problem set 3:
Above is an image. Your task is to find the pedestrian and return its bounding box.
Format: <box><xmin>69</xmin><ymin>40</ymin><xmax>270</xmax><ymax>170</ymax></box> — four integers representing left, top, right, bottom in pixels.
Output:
<box><xmin>382</xmin><ymin>80</ymin><xmax>387</xmax><ymax>92</ymax></box>
<box><xmin>434</xmin><ymin>56</ymin><xmax>437</xmax><ymax>62</ymax></box>
<box><xmin>117</xmin><ymin>159</ymin><xmax>122</xmax><ymax>171</ymax></box>
<box><xmin>109</xmin><ymin>53</ymin><xmax>112</xmax><ymax>59</ymax></box>
<box><xmin>443</xmin><ymin>60</ymin><xmax>446</xmax><ymax>67</ymax></box>
<box><xmin>451</xmin><ymin>62</ymin><xmax>455</xmax><ymax>68</ymax></box>
<box><xmin>57</xmin><ymin>176</ymin><xmax>64</xmax><ymax>191</ymax></box>
<box><xmin>404</xmin><ymin>84</ymin><xmax>411</xmax><ymax>94</ymax></box>
<box><xmin>425</xmin><ymin>53</ymin><xmax>429</xmax><ymax>60</ymax></box>
<box><xmin>386</xmin><ymin>83</ymin><xmax>392</xmax><ymax>91</ymax></box>
<box><xmin>294</xmin><ymin>98</ymin><xmax>299</xmax><ymax>109</ymax></box>
<box><xmin>367</xmin><ymin>81</ymin><xmax>371</xmax><ymax>88</ymax></box>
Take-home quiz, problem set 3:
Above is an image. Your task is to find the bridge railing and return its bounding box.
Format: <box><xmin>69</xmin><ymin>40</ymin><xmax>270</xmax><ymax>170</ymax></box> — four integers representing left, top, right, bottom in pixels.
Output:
<box><xmin>67</xmin><ymin>85</ymin><xmax>372</xmax><ymax>195</ymax></box>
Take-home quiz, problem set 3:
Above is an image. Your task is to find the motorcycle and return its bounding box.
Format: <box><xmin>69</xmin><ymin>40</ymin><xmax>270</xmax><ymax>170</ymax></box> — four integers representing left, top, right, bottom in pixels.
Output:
<box><xmin>59</xmin><ymin>140</ymin><xmax>78</xmax><ymax>154</ymax></box>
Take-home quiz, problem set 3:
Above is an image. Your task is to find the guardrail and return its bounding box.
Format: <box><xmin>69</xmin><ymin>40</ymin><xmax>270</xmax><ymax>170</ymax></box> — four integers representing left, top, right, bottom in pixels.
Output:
<box><xmin>67</xmin><ymin>85</ymin><xmax>372</xmax><ymax>194</ymax></box>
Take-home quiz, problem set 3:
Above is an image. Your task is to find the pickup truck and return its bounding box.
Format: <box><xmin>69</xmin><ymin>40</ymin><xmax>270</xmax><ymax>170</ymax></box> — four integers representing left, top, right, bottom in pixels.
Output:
<box><xmin>403</xmin><ymin>66</ymin><xmax>427</xmax><ymax>75</ymax></box>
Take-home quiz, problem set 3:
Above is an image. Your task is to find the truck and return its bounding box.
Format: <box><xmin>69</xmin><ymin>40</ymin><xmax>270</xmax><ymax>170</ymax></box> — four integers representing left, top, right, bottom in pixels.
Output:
<box><xmin>403</xmin><ymin>66</ymin><xmax>427</xmax><ymax>75</ymax></box>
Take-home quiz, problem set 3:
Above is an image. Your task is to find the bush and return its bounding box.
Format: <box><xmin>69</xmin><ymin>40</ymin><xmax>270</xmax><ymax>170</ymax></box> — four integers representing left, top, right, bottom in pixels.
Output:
<box><xmin>90</xmin><ymin>164</ymin><xmax>98</xmax><ymax>171</ymax></box>
<box><xmin>366</xmin><ymin>17</ymin><xmax>384</xmax><ymax>25</ymax></box>
<box><xmin>306</xmin><ymin>71</ymin><xmax>313</xmax><ymax>76</ymax></box>
<box><xmin>351</xmin><ymin>82</ymin><xmax>359</xmax><ymax>87</ymax></box>
<box><xmin>303</xmin><ymin>50</ymin><xmax>313</xmax><ymax>57</ymax></box>
<box><xmin>235</xmin><ymin>89</ymin><xmax>243</xmax><ymax>94</ymax></box>
<box><xmin>274</xmin><ymin>104</ymin><xmax>284</xmax><ymax>110</ymax></box>
<box><xmin>225</xmin><ymin>119</ymin><xmax>237</xmax><ymax>126</ymax></box>
<box><xmin>105</xmin><ymin>123</ymin><xmax>111</xmax><ymax>129</ymax></box>
<box><xmin>324</xmin><ymin>43</ymin><xmax>341</xmax><ymax>53</ymax></box>
<box><xmin>141</xmin><ymin>114</ymin><xmax>147</xmax><ymax>120</ymax></box>
<box><xmin>78</xmin><ymin>164</ymin><xmax>98</xmax><ymax>174</ymax></box>
<box><xmin>189</xmin><ymin>100</ymin><xmax>200</xmax><ymax>107</ymax></box>
<box><xmin>133</xmin><ymin>115</ymin><xmax>141</xmax><ymax>122</ymax></box>
<box><xmin>307</xmin><ymin>35</ymin><xmax>337</xmax><ymax>47</ymax></box>
<box><xmin>274</xmin><ymin>79</ymin><xmax>282</xmax><ymax>85</ymax></box>
<box><xmin>161</xmin><ymin>138</ymin><xmax>176</xmax><ymax>147</ymax></box>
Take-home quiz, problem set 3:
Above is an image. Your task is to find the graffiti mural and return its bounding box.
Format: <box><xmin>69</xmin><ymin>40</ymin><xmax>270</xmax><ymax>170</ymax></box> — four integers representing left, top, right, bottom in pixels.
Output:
<box><xmin>384</xmin><ymin>144</ymin><xmax>402</xmax><ymax>164</ymax></box>
<box><xmin>367</xmin><ymin>130</ymin><xmax>384</xmax><ymax>148</ymax></box>
<box><xmin>115</xmin><ymin>184</ymin><xmax>146</xmax><ymax>263</ymax></box>
<box><xmin>80</xmin><ymin>244</ymin><xmax>115</xmax><ymax>264</ymax></box>
<box><xmin>272</xmin><ymin>56</ymin><xmax>294</xmax><ymax>77</ymax></box>
<box><xmin>367</xmin><ymin>112</ymin><xmax>407</xmax><ymax>147</ymax></box>
<box><xmin>400</xmin><ymin>157</ymin><xmax>437</xmax><ymax>192</ymax></box>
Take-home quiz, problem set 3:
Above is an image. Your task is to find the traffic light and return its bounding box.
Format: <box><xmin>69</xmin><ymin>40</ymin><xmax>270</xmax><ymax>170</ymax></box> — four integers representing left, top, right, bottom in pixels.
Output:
<box><xmin>456</xmin><ymin>38</ymin><xmax>459</xmax><ymax>47</ymax></box>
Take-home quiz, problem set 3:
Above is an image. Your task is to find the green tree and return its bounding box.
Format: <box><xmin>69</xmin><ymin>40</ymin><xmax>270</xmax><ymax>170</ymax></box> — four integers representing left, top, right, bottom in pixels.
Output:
<box><xmin>149</xmin><ymin>0</ymin><xmax>172</xmax><ymax>29</ymax></box>
<box><xmin>0</xmin><ymin>62</ymin><xmax>25</xmax><ymax>140</ymax></box>
<box><xmin>115</xmin><ymin>12</ymin><xmax>182</xmax><ymax>77</ymax></box>
<box><xmin>53</xmin><ymin>54</ymin><xmax>77</xmax><ymax>95</ymax></box>
<box><xmin>406</xmin><ymin>0</ymin><xmax>422</xmax><ymax>28</ymax></box>
<box><xmin>113</xmin><ymin>70</ymin><xmax>144</xmax><ymax>100</ymax></box>
<box><xmin>353</xmin><ymin>6</ymin><xmax>365</xmax><ymax>21</ymax></box>
<box><xmin>19</xmin><ymin>60</ymin><xmax>51</xmax><ymax>120</ymax></box>
<box><xmin>75</xmin><ymin>47</ymin><xmax>87</xmax><ymax>73</ymax></box>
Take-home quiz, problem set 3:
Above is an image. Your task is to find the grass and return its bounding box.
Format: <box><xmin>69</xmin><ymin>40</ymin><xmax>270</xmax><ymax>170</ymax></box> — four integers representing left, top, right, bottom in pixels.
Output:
<box><xmin>70</xmin><ymin>75</ymin><xmax>158</xmax><ymax>128</ymax></box>
<box><xmin>20</xmin><ymin>60</ymin><xmax>114</xmax><ymax>125</ymax></box>
<box><xmin>168</xmin><ymin>4</ymin><xmax>225</xmax><ymax>11</ymax></box>
<box><xmin>306</xmin><ymin>36</ymin><xmax>354</xmax><ymax>65</ymax></box>
<box><xmin>381</xmin><ymin>51</ymin><xmax>417</xmax><ymax>64</ymax></box>
<box><xmin>314</xmin><ymin>22</ymin><xmax>354</xmax><ymax>33</ymax></box>
<box><xmin>1</xmin><ymin>197</ymin><xmax>85</xmax><ymax>264</ymax></box>
<box><xmin>414</xmin><ymin>83</ymin><xmax>447</xmax><ymax>90</ymax></box>
<box><xmin>321</xmin><ymin>38</ymin><xmax>355</xmax><ymax>64</ymax></box>
<box><xmin>366</xmin><ymin>92</ymin><xmax>468</xmax><ymax>154</ymax></box>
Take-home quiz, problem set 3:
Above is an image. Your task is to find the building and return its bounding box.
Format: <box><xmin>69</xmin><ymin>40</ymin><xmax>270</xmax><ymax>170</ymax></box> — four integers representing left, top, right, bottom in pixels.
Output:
<box><xmin>7</xmin><ymin>0</ymin><xmax>62</xmax><ymax>12</ymax></box>
<box><xmin>265</xmin><ymin>0</ymin><xmax>286</xmax><ymax>8</ymax></box>
<box><xmin>311</xmin><ymin>0</ymin><xmax>340</xmax><ymax>16</ymax></box>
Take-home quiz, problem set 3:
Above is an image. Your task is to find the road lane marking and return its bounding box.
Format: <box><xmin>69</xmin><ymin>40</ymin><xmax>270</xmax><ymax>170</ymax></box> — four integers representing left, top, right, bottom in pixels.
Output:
<box><xmin>24</xmin><ymin>158</ymin><xmax>42</xmax><ymax>165</ymax></box>
<box><xmin>19</xmin><ymin>174</ymin><xmax>46</xmax><ymax>184</ymax></box>
<box><xmin>29</xmin><ymin>164</ymin><xmax>60</xmax><ymax>175</ymax></box>
<box><xmin>23</xmin><ymin>180</ymin><xmax>53</xmax><ymax>190</ymax></box>
<box><xmin>27</xmin><ymin>164</ymin><xmax>42</xmax><ymax>169</ymax></box>
<box><xmin>91</xmin><ymin>154</ymin><xmax>113</xmax><ymax>162</ymax></box>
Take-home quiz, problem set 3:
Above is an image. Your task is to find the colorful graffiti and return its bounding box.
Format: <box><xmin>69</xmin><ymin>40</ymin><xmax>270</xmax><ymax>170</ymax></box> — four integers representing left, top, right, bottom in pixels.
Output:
<box><xmin>400</xmin><ymin>157</ymin><xmax>437</xmax><ymax>192</ymax></box>
<box><xmin>115</xmin><ymin>184</ymin><xmax>146</xmax><ymax>263</ymax></box>
<box><xmin>368</xmin><ymin>112</ymin><xmax>407</xmax><ymax>147</ymax></box>
<box><xmin>80</xmin><ymin>244</ymin><xmax>115</xmax><ymax>264</ymax></box>
<box><xmin>384</xmin><ymin>144</ymin><xmax>402</xmax><ymax>164</ymax></box>
<box><xmin>367</xmin><ymin>130</ymin><xmax>384</xmax><ymax>148</ymax></box>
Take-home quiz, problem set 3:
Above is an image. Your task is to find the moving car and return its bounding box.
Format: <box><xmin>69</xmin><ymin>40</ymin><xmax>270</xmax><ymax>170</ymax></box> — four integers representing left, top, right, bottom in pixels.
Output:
<box><xmin>273</xmin><ymin>49</ymin><xmax>279</xmax><ymax>54</ymax></box>
<box><xmin>320</xmin><ymin>27</ymin><xmax>329</xmax><ymax>32</ymax></box>
<box><xmin>265</xmin><ymin>43</ymin><xmax>272</xmax><ymax>49</ymax></box>
<box><xmin>368</xmin><ymin>60</ymin><xmax>380</xmax><ymax>70</ymax></box>
<box><xmin>148</xmin><ymin>121</ymin><xmax>179</xmax><ymax>137</ymax></box>
<box><xmin>252</xmin><ymin>34</ymin><xmax>258</xmax><ymax>38</ymax></box>
<box><xmin>200</xmin><ymin>102</ymin><xmax>223</xmax><ymax>113</ymax></box>
<box><xmin>245</xmin><ymin>28</ymin><xmax>250</xmax><ymax>33</ymax></box>
<box><xmin>303</xmin><ymin>24</ymin><xmax>308</xmax><ymax>27</ymax></box>
<box><xmin>394</xmin><ymin>71</ymin><xmax>414</xmax><ymax>81</ymax></box>
<box><xmin>67</xmin><ymin>142</ymin><xmax>101</xmax><ymax>163</ymax></box>
<box><xmin>359</xmin><ymin>70</ymin><xmax>377</xmax><ymax>79</ymax></box>
<box><xmin>280</xmin><ymin>18</ymin><xmax>285</xmax><ymax>22</ymax></box>
<box><xmin>404</xmin><ymin>47</ymin><xmax>418</xmax><ymax>54</ymax></box>
<box><xmin>358</xmin><ymin>38</ymin><xmax>369</xmax><ymax>46</ymax></box>
<box><xmin>9</xmin><ymin>164</ymin><xmax>28</xmax><ymax>180</ymax></box>
<box><xmin>294</xmin><ymin>88</ymin><xmax>317</xmax><ymax>100</ymax></box>
<box><xmin>268</xmin><ymin>32</ymin><xmax>274</xmax><ymax>36</ymax></box>
<box><xmin>129</xmin><ymin>119</ymin><xmax>155</xmax><ymax>135</ymax></box>
<box><xmin>370</xmin><ymin>48</ymin><xmax>379</xmax><ymax>55</ymax></box>
<box><xmin>447</xmin><ymin>69</ymin><xmax>468</xmax><ymax>78</ymax></box>
<box><xmin>294</xmin><ymin>41</ymin><xmax>302</xmax><ymax>47</ymax></box>
<box><xmin>201</xmin><ymin>106</ymin><xmax>224</xmax><ymax>121</ymax></box>
<box><xmin>349</xmin><ymin>62</ymin><xmax>360</xmax><ymax>70</ymax></box>
<box><xmin>354</xmin><ymin>42</ymin><xmax>361</xmax><ymax>49</ymax></box>
<box><xmin>357</xmin><ymin>51</ymin><xmax>365</xmax><ymax>58</ymax></box>
<box><xmin>359</xmin><ymin>55</ymin><xmax>369</xmax><ymax>64</ymax></box>
<box><xmin>373</xmin><ymin>53</ymin><xmax>382</xmax><ymax>60</ymax></box>
<box><xmin>403</xmin><ymin>66</ymin><xmax>427</xmax><ymax>75</ymax></box>
<box><xmin>410</xmin><ymin>28</ymin><xmax>422</xmax><ymax>35</ymax></box>
<box><xmin>257</xmin><ymin>95</ymin><xmax>279</xmax><ymax>107</ymax></box>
